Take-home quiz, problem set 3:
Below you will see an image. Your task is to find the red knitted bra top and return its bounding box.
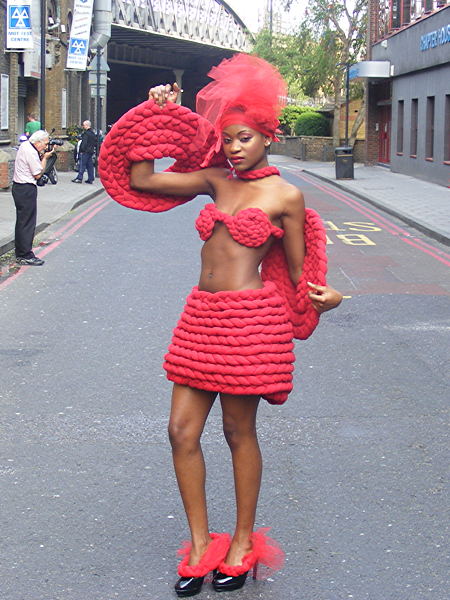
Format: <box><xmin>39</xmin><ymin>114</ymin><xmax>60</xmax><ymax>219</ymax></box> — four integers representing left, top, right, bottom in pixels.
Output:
<box><xmin>196</xmin><ymin>203</ymin><xmax>284</xmax><ymax>248</ymax></box>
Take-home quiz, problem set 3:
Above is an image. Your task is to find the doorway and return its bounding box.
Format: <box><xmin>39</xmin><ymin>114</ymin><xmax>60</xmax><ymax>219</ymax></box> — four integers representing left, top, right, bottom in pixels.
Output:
<box><xmin>378</xmin><ymin>104</ymin><xmax>391</xmax><ymax>163</ymax></box>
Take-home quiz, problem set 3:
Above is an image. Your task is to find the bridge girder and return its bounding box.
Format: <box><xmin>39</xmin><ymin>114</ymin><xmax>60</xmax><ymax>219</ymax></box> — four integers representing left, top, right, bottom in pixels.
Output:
<box><xmin>112</xmin><ymin>0</ymin><xmax>253</xmax><ymax>53</ymax></box>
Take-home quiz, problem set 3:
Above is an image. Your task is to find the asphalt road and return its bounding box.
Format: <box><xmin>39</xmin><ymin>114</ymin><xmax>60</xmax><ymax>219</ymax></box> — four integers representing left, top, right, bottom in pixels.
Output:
<box><xmin>1</xmin><ymin>159</ymin><xmax>449</xmax><ymax>600</ymax></box>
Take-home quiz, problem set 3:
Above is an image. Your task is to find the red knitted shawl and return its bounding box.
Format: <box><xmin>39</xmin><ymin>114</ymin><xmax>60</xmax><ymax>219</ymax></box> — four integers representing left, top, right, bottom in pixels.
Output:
<box><xmin>99</xmin><ymin>100</ymin><xmax>327</xmax><ymax>339</ymax></box>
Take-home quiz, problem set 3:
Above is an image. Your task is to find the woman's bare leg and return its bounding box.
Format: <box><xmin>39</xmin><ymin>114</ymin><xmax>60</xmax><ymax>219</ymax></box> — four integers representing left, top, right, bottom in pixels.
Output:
<box><xmin>220</xmin><ymin>393</ymin><xmax>261</xmax><ymax>565</ymax></box>
<box><xmin>168</xmin><ymin>383</ymin><xmax>216</xmax><ymax>565</ymax></box>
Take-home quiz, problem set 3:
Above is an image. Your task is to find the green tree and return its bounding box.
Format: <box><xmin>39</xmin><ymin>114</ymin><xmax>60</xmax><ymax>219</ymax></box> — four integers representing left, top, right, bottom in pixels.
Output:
<box><xmin>254</xmin><ymin>0</ymin><xmax>368</xmax><ymax>146</ymax></box>
<box><xmin>252</xmin><ymin>28</ymin><xmax>306</xmax><ymax>100</ymax></box>
<box><xmin>297</xmin><ymin>0</ymin><xmax>368</xmax><ymax>145</ymax></box>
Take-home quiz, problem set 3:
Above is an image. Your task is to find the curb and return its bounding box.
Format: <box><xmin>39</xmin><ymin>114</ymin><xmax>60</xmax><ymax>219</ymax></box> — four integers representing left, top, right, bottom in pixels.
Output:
<box><xmin>302</xmin><ymin>169</ymin><xmax>450</xmax><ymax>247</ymax></box>
<box><xmin>0</xmin><ymin>187</ymin><xmax>105</xmax><ymax>257</ymax></box>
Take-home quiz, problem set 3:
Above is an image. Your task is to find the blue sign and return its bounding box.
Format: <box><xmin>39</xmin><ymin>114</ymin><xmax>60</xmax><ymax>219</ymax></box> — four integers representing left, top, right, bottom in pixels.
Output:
<box><xmin>8</xmin><ymin>4</ymin><xmax>31</xmax><ymax>28</ymax></box>
<box><xmin>6</xmin><ymin>1</ymin><xmax>33</xmax><ymax>49</ymax></box>
<box><xmin>420</xmin><ymin>24</ymin><xmax>450</xmax><ymax>51</ymax></box>
<box><xmin>69</xmin><ymin>38</ymin><xmax>88</xmax><ymax>56</ymax></box>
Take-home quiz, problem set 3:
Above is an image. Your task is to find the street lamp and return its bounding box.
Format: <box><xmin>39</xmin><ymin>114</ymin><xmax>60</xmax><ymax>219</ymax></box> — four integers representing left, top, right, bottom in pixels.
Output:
<box><xmin>337</xmin><ymin>61</ymin><xmax>352</xmax><ymax>147</ymax></box>
<box><xmin>344</xmin><ymin>61</ymin><xmax>350</xmax><ymax>147</ymax></box>
<box><xmin>89</xmin><ymin>32</ymin><xmax>109</xmax><ymax>176</ymax></box>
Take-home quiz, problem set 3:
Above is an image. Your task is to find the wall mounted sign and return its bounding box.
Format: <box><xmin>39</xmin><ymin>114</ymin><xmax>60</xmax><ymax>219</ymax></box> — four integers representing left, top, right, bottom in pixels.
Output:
<box><xmin>420</xmin><ymin>24</ymin><xmax>450</xmax><ymax>51</ymax></box>
<box><xmin>66</xmin><ymin>0</ymin><xmax>94</xmax><ymax>70</ymax></box>
<box><xmin>349</xmin><ymin>61</ymin><xmax>391</xmax><ymax>80</ymax></box>
<box><xmin>6</xmin><ymin>0</ymin><xmax>33</xmax><ymax>49</ymax></box>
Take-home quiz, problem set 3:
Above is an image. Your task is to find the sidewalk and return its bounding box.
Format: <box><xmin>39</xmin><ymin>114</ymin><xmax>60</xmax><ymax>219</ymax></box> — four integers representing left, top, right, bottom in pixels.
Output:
<box><xmin>0</xmin><ymin>170</ymin><xmax>104</xmax><ymax>256</ymax></box>
<box><xmin>1</xmin><ymin>159</ymin><xmax>449</xmax><ymax>256</ymax></box>
<box><xmin>271</xmin><ymin>156</ymin><xmax>450</xmax><ymax>246</ymax></box>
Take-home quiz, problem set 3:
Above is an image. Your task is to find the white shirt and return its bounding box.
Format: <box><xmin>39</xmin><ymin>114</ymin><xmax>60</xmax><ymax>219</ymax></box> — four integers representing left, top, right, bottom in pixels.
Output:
<box><xmin>13</xmin><ymin>140</ymin><xmax>43</xmax><ymax>185</ymax></box>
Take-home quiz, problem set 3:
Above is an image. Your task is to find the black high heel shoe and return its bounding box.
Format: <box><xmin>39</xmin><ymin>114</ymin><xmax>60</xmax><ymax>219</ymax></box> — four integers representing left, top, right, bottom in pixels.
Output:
<box><xmin>174</xmin><ymin>533</ymin><xmax>230</xmax><ymax>598</ymax></box>
<box><xmin>212</xmin><ymin>563</ymin><xmax>258</xmax><ymax>592</ymax></box>
<box><xmin>212</xmin><ymin>528</ymin><xmax>283</xmax><ymax>593</ymax></box>
<box><xmin>174</xmin><ymin>575</ymin><xmax>205</xmax><ymax>597</ymax></box>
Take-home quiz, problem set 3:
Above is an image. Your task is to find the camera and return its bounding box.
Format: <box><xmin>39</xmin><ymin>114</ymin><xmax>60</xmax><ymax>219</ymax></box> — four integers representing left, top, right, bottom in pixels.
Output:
<box><xmin>47</xmin><ymin>138</ymin><xmax>64</xmax><ymax>151</ymax></box>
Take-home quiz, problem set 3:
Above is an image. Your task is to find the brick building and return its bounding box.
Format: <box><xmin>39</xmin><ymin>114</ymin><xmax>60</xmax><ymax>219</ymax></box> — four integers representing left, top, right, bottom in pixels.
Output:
<box><xmin>0</xmin><ymin>0</ymin><xmax>93</xmax><ymax>187</ymax></box>
<box><xmin>365</xmin><ymin>0</ymin><xmax>450</xmax><ymax>186</ymax></box>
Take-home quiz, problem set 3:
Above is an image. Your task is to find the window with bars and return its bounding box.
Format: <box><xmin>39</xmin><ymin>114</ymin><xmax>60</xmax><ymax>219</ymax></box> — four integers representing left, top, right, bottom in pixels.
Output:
<box><xmin>375</xmin><ymin>0</ymin><xmax>449</xmax><ymax>40</ymax></box>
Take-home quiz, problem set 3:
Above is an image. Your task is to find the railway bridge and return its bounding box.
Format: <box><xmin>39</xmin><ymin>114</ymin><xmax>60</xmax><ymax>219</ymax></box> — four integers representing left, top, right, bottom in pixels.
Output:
<box><xmin>103</xmin><ymin>0</ymin><xmax>253</xmax><ymax>124</ymax></box>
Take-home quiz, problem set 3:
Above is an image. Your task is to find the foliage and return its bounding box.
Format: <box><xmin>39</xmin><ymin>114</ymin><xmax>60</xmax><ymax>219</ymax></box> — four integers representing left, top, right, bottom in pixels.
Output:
<box><xmin>279</xmin><ymin>105</ymin><xmax>314</xmax><ymax>135</ymax></box>
<box><xmin>66</xmin><ymin>124</ymin><xmax>83</xmax><ymax>144</ymax></box>
<box><xmin>294</xmin><ymin>112</ymin><xmax>330</xmax><ymax>137</ymax></box>
<box><xmin>253</xmin><ymin>0</ymin><xmax>368</xmax><ymax>144</ymax></box>
<box><xmin>253</xmin><ymin>28</ymin><xmax>304</xmax><ymax>100</ymax></box>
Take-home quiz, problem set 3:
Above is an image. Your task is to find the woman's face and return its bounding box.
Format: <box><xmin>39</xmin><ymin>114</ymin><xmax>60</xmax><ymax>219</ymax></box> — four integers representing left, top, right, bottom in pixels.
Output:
<box><xmin>221</xmin><ymin>124</ymin><xmax>270</xmax><ymax>171</ymax></box>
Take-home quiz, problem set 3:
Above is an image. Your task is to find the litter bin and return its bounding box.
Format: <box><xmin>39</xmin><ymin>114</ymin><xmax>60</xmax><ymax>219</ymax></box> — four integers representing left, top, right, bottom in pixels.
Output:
<box><xmin>335</xmin><ymin>146</ymin><xmax>354</xmax><ymax>179</ymax></box>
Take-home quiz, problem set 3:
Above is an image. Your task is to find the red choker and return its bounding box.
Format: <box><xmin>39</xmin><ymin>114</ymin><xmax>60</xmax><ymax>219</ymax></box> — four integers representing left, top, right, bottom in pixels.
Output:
<box><xmin>234</xmin><ymin>166</ymin><xmax>281</xmax><ymax>180</ymax></box>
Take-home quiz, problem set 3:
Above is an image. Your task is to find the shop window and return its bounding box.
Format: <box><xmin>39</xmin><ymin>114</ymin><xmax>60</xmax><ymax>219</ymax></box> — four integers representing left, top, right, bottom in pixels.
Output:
<box><xmin>390</xmin><ymin>0</ymin><xmax>401</xmax><ymax>28</ymax></box>
<box><xmin>397</xmin><ymin>100</ymin><xmax>404</xmax><ymax>154</ymax></box>
<box><xmin>402</xmin><ymin>0</ymin><xmax>411</xmax><ymax>24</ymax></box>
<box><xmin>425</xmin><ymin>96</ymin><xmax>435</xmax><ymax>160</ymax></box>
<box><xmin>410</xmin><ymin>98</ymin><xmax>418</xmax><ymax>157</ymax></box>
<box><xmin>445</xmin><ymin>95</ymin><xmax>450</xmax><ymax>163</ymax></box>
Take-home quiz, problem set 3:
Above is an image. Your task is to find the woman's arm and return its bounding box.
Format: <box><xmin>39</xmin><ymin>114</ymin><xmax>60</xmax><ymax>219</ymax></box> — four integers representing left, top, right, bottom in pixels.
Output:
<box><xmin>307</xmin><ymin>282</ymin><xmax>343</xmax><ymax>313</ymax></box>
<box><xmin>130</xmin><ymin>161</ymin><xmax>225</xmax><ymax>197</ymax></box>
<box><xmin>130</xmin><ymin>82</ymin><xmax>227</xmax><ymax>197</ymax></box>
<box><xmin>281</xmin><ymin>184</ymin><xmax>343</xmax><ymax>313</ymax></box>
<box><xmin>281</xmin><ymin>185</ymin><xmax>306</xmax><ymax>286</ymax></box>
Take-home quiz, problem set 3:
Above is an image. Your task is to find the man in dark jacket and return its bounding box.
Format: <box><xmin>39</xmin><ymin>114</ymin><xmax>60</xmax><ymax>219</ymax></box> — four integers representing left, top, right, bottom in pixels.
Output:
<box><xmin>72</xmin><ymin>120</ymin><xmax>96</xmax><ymax>183</ymax></box>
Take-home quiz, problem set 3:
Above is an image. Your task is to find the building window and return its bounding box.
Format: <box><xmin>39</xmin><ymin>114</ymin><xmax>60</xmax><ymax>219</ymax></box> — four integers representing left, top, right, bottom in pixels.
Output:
<box><xmin>0</xmin><ymin>75</ymin><xmax>8</xmax><ymax>130</ymax></box>
<box><xmin>397</xmin><ymin>100</ymin><xmax>404</xmax><ymax>154</ymax></box>
<box><xmin>62</xmin><ymin>89</ymin><xmax>67</xmax><ymax>129</ymax></box>
<box><xmin>402</xmin><ymin>0</ymin><xmax>411</xmax><ymax>24</ymax></box>
<box><xmin>445</xmin><ymin>95</ymin><xmax>450</xmax><ymax>163</ymax></box>
<box><xmin>376</xmin><ymin>1</ymin><xmax>448</xmax><ymax>42</ymax></box>
<box><xmin>410</xmin><ymin>98</ymin><xmax>418</xmax><ymax>157</ymax></box>
<box><xmin>391</xmin><ymin>0</ymin><xmax>401</xmax><ymax>28</ymax></box>
<box><xmin>425</xmin><ymin>96</ymin><xmax>435</xmax><ymax>160</ymax></box>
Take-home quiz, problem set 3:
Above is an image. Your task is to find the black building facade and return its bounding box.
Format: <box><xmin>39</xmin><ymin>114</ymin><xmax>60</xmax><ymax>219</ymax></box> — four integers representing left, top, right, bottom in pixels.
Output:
<box><xmin>367</xmin><ymin>2</ymin><xmax>449</xmax><ymax>187</ymax></box>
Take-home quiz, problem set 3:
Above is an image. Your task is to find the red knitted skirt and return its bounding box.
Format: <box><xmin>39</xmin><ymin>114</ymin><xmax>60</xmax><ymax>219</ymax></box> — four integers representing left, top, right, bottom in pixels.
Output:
<box><xmin>163</xmin><ymin>282</ymin><xmax>295</xmax><ymax>405</ymax></box>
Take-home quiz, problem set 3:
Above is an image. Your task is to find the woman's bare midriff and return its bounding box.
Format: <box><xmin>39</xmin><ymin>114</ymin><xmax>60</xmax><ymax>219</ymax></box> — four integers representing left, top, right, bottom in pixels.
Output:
<box><xmin>198</xmin><ymin>223</ymin><xmax>273</xmax><ymax>293</ymax></box>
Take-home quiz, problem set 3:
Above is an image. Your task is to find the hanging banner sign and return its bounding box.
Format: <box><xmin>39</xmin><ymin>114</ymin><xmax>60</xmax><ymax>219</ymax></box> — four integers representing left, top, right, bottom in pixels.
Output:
<box><xmin>6</xmin><ymin>0</ymin><xmax>34</xmax><ymax>49</ymax></box>
<box><xmin>66</xmin><ymin>0</ymin><xmax>94</xmax><ymax>70</ymax></box>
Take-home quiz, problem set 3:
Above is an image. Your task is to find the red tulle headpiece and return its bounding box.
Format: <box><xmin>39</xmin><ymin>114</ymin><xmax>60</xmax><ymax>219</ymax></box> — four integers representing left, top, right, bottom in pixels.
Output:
<box><xmin>196</xmin><ymin>54</ymin><xmax>287</xmax><ymax>165</ymax></box>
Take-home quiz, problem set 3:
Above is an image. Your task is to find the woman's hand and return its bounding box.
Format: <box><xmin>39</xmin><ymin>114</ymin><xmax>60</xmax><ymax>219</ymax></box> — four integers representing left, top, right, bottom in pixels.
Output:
<box><xmin>307</xmin><ymin>282</ymin><xmax>343</xmax><ymax>313</ymax></box>
<box><xmin>148</xmin><ymin>82</ymin><xmax>182</xmax><ymax>107</ymax></box>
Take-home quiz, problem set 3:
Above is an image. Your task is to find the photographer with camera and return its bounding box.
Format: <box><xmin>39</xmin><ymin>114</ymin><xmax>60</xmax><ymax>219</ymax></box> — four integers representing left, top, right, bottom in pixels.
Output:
<box><xmin>12</xmin><ymin>130</ymin><xmax>55</xmax><ymax>266</ymax></box>
<box><xmin>72</xmin><ymin>120</ymin><xmax>96</xmax><ymax>184</ymax></box>
<box><xmin>38</xmin><ymin>135</ymin><xmax>64</xmax><ymax>186</ymax></box>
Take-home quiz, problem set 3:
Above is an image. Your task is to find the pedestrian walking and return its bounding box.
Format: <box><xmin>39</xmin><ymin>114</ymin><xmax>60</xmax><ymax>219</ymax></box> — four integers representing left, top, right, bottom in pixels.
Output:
<box><xmin>12</xmin><ymin>130</ymin><xmax>55</xmax><ymax>266</ymax></box>
<box><xmin>72</xmin><ymin>120</ymin><xmax>96</xmax><ymax>184</ymax></box>
<box><xmin>101</xmin><ymin>54</ymin><xmax>343</xmax><ymax>597</ymax></box>
<box><xmin>24</xmin><ymin>113</ymin><xmax>41</xmax><ymax>138</ymax></box>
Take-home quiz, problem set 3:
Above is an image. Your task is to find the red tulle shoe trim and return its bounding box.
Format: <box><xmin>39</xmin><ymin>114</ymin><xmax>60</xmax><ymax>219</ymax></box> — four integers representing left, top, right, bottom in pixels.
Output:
<box><xmin>217</xmin><ymin>528</ymin><xmax>285</xmax><ymax>578</ymax></box>
<box><xmin>234</xmin><ymin>166</ymin><xmax>280</xmax><ymax>180</ymax></box>
<box><xmin>177</xmin><ymin>532</ymin><xmax>231</xmax><ymax>578</ymax></box>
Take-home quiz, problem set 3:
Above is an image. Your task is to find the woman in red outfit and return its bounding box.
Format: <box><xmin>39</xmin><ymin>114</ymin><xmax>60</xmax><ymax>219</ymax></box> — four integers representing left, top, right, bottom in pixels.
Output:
<box><xmin>129</xmin><ymin>55</ymin><xmax>342</xmax><ymax>596</ymax></box>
